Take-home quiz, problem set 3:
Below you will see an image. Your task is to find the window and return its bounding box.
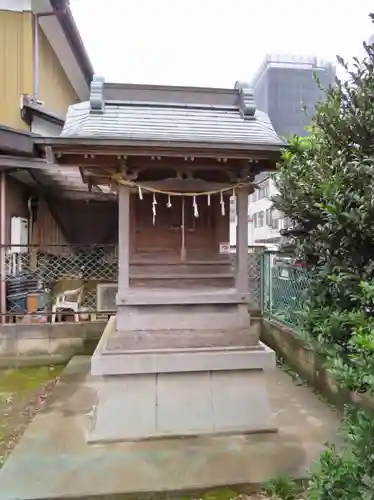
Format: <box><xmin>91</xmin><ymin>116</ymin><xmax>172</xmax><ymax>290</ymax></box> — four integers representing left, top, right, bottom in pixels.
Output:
<box><xmin>271</xmin><ymin>218</ymin><xmax>279</xmax><ymax>230</ymax></box>
<box><xmin>256</xmin><ymin>179</ymin><xmax>270</xmax><ymax>200</ymax></box>
<box><xmin>265</xmin><ymin>208</ymin><xmax>272</xmax><ymax>226</ymax></box>
<box><xmin>252</xmin><ymin>213</ymin><xmax>257</xmax><ymax>226</ymax></box>
<box><xmin>258</xmin><ymin>211</ymin><xmax>264</xmax><ymax>227</ymax></box>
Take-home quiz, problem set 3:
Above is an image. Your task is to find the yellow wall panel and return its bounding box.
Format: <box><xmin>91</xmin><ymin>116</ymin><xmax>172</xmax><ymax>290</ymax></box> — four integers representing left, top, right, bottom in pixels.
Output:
<box><xmin>0</xmin><ymin>10</ymin><xmax>79</xmax><ymax>129</ymax></box>
<box><xmin>0</xmin><ymin>11</ymin><xmax>33</xmax><ymax>130</ymax></box>
<box><xmin>38</xmin><ymin>28</ymin><xmax>78</xmax><ymax>118</ymax></box>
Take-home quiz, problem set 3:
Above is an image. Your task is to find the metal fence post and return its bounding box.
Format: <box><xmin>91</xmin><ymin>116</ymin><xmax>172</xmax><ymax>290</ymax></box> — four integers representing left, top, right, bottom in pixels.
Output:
<box><xmin>268</xmin><ymin>252</ymin><xmax>273</xmax><ymax>317</ymax></box>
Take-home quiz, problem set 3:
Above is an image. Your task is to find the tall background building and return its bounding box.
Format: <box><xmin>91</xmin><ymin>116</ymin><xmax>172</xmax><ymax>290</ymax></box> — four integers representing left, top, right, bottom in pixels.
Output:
<box><xmin>230</xmin><ymin>55</ymin><xmax>336</xmax><ymax>247</ymax></box>
<box><xmin>251</xmin><ymin>54</ymin><xmax>336</xmax><ymax>138</ymax></box>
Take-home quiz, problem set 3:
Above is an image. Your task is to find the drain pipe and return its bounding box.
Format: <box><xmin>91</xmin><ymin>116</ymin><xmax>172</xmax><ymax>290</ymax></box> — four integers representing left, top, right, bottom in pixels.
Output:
<box><xmin>33</xmin><ymin>9</ymin><xmax>67</xmax><ymax>100</ymax></box>
<box><xmin>0</xmin><ymin>172</ymin><xmax>6</xmax><ymax>323</ymax></box>
<box><xmin>33</xmin><ymin>14</ymin><xmax>40</xmax><ymax>101</ymax></box>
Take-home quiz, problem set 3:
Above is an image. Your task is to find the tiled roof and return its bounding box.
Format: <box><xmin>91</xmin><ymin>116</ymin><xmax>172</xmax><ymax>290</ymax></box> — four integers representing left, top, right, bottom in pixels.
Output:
<box><xmin>61</xmin><ymin>77</ymin><xmax>283</xmax><ymax>149</ymax></box>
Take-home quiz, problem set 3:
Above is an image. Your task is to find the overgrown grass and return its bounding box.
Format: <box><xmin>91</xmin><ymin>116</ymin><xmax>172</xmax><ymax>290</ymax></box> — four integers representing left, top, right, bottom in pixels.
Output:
<box><xmin>0</xmin><ymin>365</ymin><xmax>63</xmax><ymax>466</ymax></box>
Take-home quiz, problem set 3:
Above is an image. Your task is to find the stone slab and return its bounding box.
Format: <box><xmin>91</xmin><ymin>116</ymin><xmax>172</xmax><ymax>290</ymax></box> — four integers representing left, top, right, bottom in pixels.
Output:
<box><xmin>211</xmin><ymin>371</ymin><xmax>273</xmax><ymax>432</ymax></box>
<box><xmin>0</xmin><ymin>356</ymin><xmax>339</xmax><ymax>500</ymax></box>
<box><xmin>116</xmin><ymin>303</ymin><xmax>250</xmax><ymax>332</ymax></box>
<box><xmin>88</xmin><ymin>374</ymin><xmax>157</xmax><ymax>442</ymax></box>
<box><xmin>88</xmin><ymin>369</ymin><xmax>276</xmax><ymax>442</ymax></box>
<box><xmin>105</xmin><ymin>328</ymin><xmax>257</xmax><ymax>351</ymax></box>
<box><xmin>157</xmin><ymin>372</ymin><xmax>213</xmax><ymax>436</ymax></box>
<box><xmin>92</xmin><ymin>343</ymin><xmax>276</xmax><ymax>375</ymax></box>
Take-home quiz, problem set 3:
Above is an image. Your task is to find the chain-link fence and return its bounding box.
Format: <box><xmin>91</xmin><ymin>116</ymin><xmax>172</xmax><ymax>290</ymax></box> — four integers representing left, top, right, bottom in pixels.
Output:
<box><xmin>1</xmin><ymin>244</ymin><xmax>118</xmax><ymax>322</ymax></box>
<box><xmin>261</xmin><ymin>251</ymin><xmax>310</xmax><ymax>329</ymax></box>
<box><xmin>247</xmin><ymin>248</ymin><xmax>263</xmax><ymax>309</ymax></box>
<box><xmin>0</xmin><ymin>244</ymin><xmax>264</xmax><ymax>322</ymax></box>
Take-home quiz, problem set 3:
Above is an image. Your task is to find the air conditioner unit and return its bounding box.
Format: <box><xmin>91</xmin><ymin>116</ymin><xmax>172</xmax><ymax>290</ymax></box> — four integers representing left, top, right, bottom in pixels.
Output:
<box><xmin>10</xmin><ymin>217</ymin><xmax>28</xmax><ymax>253</ymax></box>
<box><xmin>96</xmin><ymin>283</ymin><xmax>118</xmax><ymax>312</ymax></box>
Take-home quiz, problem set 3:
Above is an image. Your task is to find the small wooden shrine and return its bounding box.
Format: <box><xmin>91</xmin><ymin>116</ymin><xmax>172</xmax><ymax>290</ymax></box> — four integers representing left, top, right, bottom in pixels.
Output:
<box><xmin>37</xmin><ymin>77</ymin><xmax>283</xmax><ymax>441</ymax></box>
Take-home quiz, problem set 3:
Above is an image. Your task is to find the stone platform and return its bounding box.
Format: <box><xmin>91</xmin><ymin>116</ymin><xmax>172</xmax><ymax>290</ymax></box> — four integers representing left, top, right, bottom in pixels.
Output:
<box><xmin>89</xmin><ymin>316</ymin><xmax>276</xmax><ymax>442</ymax></box>
<box><xmin>0</xmin><ymin>356</ymin><xmax>339</xmax><ymax>500</ymax></box>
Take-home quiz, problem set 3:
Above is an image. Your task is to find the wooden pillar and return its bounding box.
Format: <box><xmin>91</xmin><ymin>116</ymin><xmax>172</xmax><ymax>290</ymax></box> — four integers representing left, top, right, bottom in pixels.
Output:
<box><xmin>235</xmin><ymin>186</ymin><xmax>249</xmax><ymax>293</ymax></box>
<box><xmin>118</xmin><ymin>185</ymin><xmax>130</xmax><ymax>293</ymax></box>
<box><xmin>181</xmin><ymin>196</ymin><xmax>186</xmax><ymax>262</ymax></box>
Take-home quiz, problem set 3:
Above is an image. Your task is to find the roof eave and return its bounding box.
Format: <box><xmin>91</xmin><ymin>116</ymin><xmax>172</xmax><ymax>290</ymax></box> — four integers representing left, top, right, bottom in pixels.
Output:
<box><xmin>33</xmin><ymin>136</ymin><xmax>284</xmax><ymax>158</ymax></box>
<box><xmin>21</xmin><ymin>102</ymin><xmax>65</xmax><ymax>127</ymax></box>
<box><xmin>0</xmin><ymin>126</ymin><xmax>36</xmax><ymax>157</ymax></box>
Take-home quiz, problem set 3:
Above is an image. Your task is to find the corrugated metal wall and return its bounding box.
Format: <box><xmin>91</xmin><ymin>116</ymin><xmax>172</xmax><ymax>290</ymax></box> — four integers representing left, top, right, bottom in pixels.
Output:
<box><xmin>4</xmin><ymin>175</ymin><xmax>117</xmax><ymax>251</ymax></box>
<box><xmin>31</xmin><ymin>198</ymin><xmax>68</xmax><ymax>250</ymax></box>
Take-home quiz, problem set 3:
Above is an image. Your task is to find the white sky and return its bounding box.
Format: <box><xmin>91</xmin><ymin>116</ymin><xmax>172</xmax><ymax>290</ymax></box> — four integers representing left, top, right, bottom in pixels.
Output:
<box><xmin>71</xmin><ymin>0</ymin><xmax>374</xmax><ymax>87</ymax></box>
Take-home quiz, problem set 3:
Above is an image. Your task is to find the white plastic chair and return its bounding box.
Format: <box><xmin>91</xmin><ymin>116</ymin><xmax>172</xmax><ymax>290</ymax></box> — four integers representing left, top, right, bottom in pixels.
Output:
<box><xmin>51</xmin><ymin>286</ymin><xmax>84</xmax><ymax>323</ymax></box>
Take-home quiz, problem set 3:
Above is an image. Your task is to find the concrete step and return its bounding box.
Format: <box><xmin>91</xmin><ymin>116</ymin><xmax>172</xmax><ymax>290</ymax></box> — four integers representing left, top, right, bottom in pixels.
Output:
<box><xmin>130</xmin><ymin>264</ymin><xmax>233</xmax><ymax>275</ymax></box>
<box><xmin>130</xmin><ymin>278</ymin><xmax>234</xmax><ymax>288</ymax></box>
<box><xmin>130</xmin><ymin>273</ymin><xmax>234</xmax><ymax>279</ymax></box>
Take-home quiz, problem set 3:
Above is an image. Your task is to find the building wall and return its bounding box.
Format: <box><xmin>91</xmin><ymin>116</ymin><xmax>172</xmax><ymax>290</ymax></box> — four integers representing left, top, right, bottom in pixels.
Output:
<box><xmin>5</xmin><ymin>177</ymin><xmax>29</xmax><ymax>245</ymax></box>
<box><xmin>248</xmin><ymin>178</ymin><xmax>284</xmax><ymax>244</ymax></box>
<box><xmin>0</xmin><ymin>9</ymin><xmax>79</xmax><ymax>130</ymax></box>
<box><xmin>266</xmin><ymin>65</ymin><xmax>334</xmax><ymax>137</ymax></box>
<box><xmin>229</xmin><ymin>178</ymin><xmax>285</xmax><ymax>247</ymax></box>
<box><xmin>2</xmin><ymin>176</ymin><xmax>67</xmax><ymax>248</ymax></box>
<box><xmin>252</xmin><ymin>57</ymin><xmax>335</xmax><ymax>137</ymax></box>
<box><xmin>38</xmin><ymin>27</ymin><xmax>78</xmax><ymax>117</ymax></box>
<box><xmin>0</xmin><ymin>10</ymin><xmax>34</xmax><ymax>129</ymax></box>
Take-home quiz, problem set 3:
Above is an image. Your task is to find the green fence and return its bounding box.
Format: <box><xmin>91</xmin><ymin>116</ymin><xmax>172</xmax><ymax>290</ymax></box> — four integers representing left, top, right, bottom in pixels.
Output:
<box><xmin>261</xmin><ymin>252</ymin><xmax>310</xmax><ymax>329</ymax></box>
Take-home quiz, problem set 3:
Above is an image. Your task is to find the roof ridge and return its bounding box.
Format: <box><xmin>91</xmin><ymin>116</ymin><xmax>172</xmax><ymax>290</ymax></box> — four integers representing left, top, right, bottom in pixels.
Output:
<box><xmin>104</xmin><ymin>100</ymin><xmax>241</xmax><ymax>111</ymax></box>
<box><xmin>88</xmin><ymin>76</ymin><xmax>258</xmax><ymax>119</ymax></box>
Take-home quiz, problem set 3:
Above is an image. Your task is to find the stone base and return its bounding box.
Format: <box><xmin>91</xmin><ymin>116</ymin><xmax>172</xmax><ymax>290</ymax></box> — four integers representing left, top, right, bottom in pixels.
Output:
<box><xmin>103</xmin><ymin>299</ymin><xmax>258</xmax><ymax>354</ymax></box>
<box><xmin>87</xmin><ymin>368</ymin><xmax>277</xmax><ymax>443</ymax></box>
<box><xmin>89</xmin><ymin>315</ymin><xmax>276</xmax><ymax>442</ymax></box>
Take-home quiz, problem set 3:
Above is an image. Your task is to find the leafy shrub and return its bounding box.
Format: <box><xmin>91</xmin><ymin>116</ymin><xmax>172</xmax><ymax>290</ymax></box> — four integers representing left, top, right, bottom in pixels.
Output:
<box><xmin>263</xmin><ymin>475</ymin><xmax>299</xmax><ymax>500</ymax></box>
<box><xmin>273</xmin><ymin>13</ymin><xmax>374</xmax><ymax>500</ymax></box>
<box><xmin>308</xmin><ymin>408</ymin><xmax>374</xmax><ymax>500</ymax></box>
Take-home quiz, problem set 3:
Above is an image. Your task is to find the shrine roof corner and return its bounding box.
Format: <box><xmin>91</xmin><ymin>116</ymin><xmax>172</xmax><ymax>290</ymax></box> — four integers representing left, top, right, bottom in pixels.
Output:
<box><xmin>36</xmin><ymin>76</ymin><xmax>285</xmax><ymax>153</ymax></box>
